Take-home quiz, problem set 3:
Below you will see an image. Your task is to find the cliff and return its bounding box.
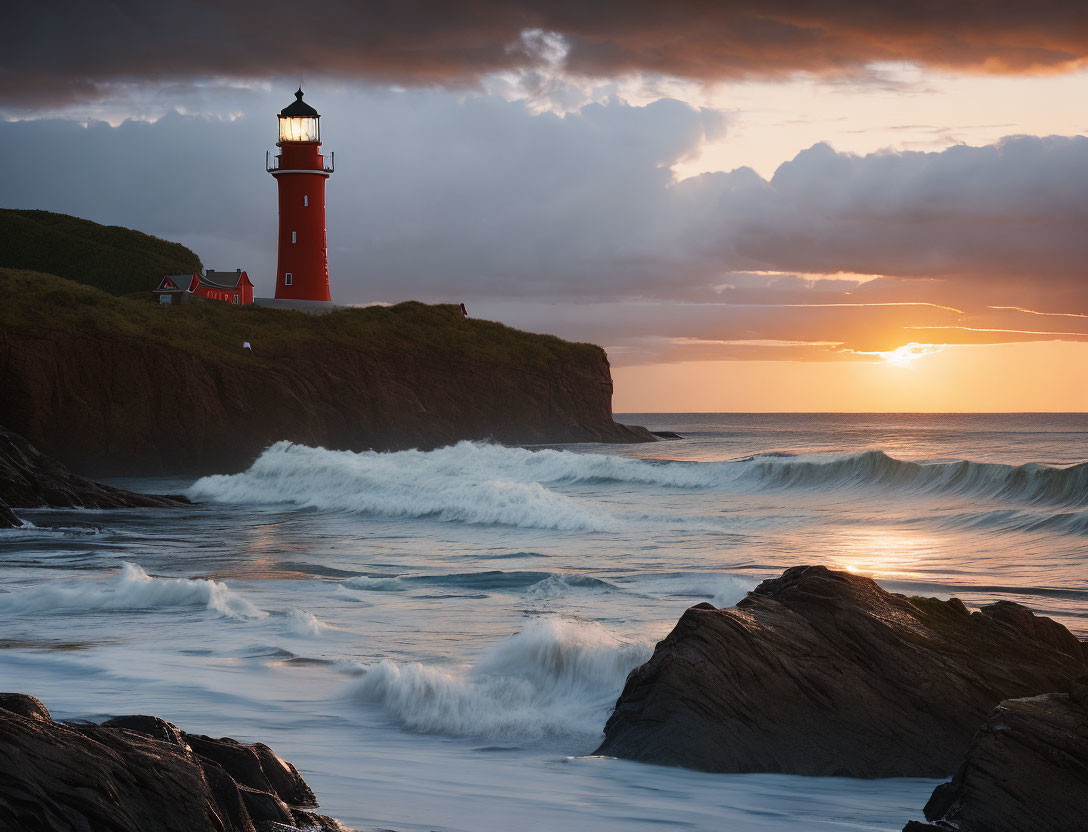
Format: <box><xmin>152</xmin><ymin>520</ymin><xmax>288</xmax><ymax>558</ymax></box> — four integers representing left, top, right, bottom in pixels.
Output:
<box><xmin>0</xmin><ymin>269</ymin><xmax>651</xmax><ymax>475</ymax></box>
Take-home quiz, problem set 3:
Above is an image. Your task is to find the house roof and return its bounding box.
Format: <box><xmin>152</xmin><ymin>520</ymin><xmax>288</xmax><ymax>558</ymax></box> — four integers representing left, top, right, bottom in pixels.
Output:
<box><xmin>153</xmin><ymin>274</ymin><xmax>194</xmax><ymax>293</ymax></box>
<box><xmin>202</xmin><ymin>269</ymin><xmax>251</xmax><ymax>291</ymax></box>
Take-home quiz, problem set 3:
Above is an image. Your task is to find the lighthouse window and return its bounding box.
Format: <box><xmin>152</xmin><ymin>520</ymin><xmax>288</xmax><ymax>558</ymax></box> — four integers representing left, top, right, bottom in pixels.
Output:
<box><xmin>285</xmin><ymin>273</ymin><xmax>293</xmax><ymax>285</ymax></box>
<box><xmin>291</xmin><ymin>231</ymin><xmax>297</xmax><ymax>244</ymax></box>
<box><xmin>303</xmin><ymin>195</ymin><xmax>309</xmax><ymax>207</ymax></box>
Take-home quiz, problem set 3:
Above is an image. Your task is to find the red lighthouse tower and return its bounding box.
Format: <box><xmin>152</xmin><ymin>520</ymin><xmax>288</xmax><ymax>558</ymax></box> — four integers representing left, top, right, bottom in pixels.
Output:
<box><xmin>267</xmin><ymin>89</ymin><xmax>334</xmax><ymax>302</ymax></box>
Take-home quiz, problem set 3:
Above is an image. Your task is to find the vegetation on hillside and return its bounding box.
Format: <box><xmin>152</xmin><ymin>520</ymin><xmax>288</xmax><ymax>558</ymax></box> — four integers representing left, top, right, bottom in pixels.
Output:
<box><xmin>0</xmin><ymin>210</ymin><xmax>202</xmax><ymax>296</ymax></box>
<box><xmin>0</xmin><ymin>268</ymin><xmax>602</xmax><ymax>370</ymax></box>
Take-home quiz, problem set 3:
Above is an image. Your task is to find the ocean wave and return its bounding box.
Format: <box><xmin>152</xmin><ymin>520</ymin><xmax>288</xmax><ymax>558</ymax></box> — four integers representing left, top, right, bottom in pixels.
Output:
<box><xmin>740</xmin><ymin>451</ymin><xmax>1088</xmax><ymax>506</ymax></box>
<box><xmin>189</xmin><ymin>442</ymin><xmax>622</xmax><ymax>532</ymax></box>
<box><xmin>909</xmin><ymin>508</ymin><xmax>1088</xmax><ymax>537</ymax></box>
<box><xmin>342</xmin><ymin>575</ymin><xmax>408</xmax><ymax>592</ymax></box>
<box><xmin>624</xmin><ymin>573</ymin><xmax>754</xmax><ymax>607</ymax></box>
<box><xmin>189</xmin><ymin>442</ymin><xmax>1088</xmax><ymax>532</ymax></box>
<box><xmin>284</xmin><ymin>608</ymin><xmax>337</xmax><ymax>637</ymax></box>
<box><xmin>342</xmin><ymin>570</ymin><xmax>618</xmax><ymax>597</ymax></box>
<box><xmin>0</xmin><ymin>563</ymin><xmax>264</xmax><ymax>619</ymax></box>
<box><xmin>348</xmin><ymin>618</ymin><xmax>651</xmax><ymax>739</ymax></box>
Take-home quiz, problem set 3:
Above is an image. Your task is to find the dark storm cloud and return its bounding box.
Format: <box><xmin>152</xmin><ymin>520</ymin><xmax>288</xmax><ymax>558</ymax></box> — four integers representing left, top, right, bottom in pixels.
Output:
<box><xmin>7</xmin><ymin>0</ymin><xmax>1088</xmax><ymax>108</ymax></box>
<box><xmin>1</xmin><ymin>90</ymin><xmax>1085</xmax><ymax>362</ymax></box>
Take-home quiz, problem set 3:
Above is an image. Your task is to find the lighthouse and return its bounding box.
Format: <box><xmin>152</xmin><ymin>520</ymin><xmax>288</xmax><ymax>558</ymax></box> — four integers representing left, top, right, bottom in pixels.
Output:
<box><xmin>267</xmin><ymin>89</ymin><xmax>334</xmax><ymax>302</ymax></box>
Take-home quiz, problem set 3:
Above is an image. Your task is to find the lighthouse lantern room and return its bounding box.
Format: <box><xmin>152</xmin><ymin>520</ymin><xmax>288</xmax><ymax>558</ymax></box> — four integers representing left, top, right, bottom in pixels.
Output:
<box><xmin>267</xmin><ymin>88</ymin><xmax>333</xmax><ymax>303</ymax></box>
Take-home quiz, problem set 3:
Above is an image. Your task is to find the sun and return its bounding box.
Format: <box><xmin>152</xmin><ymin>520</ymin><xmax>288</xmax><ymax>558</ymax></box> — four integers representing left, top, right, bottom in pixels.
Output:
<box><xmin>876</xmin><ymin>342</ymin><xmax>943</xmax><ymax>368</ymax></box>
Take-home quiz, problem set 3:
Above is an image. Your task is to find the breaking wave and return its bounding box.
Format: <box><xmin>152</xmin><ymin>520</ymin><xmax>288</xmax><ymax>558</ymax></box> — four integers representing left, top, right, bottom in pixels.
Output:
<box><xmin>348</xmin><ymin>618</ymin><xmax>651</xmax><ymax>739</ymax></box>
<box><xmin>189</xmin><ymin>442</ymin><xmax>622</xmax><ymax>532</ymax></box>
<box><xmin>188</xmin><ymin>442</ymin><xmax>1088</xmax><ymax>536</ymax></box>
<box><xmin>0</xmin><ymin>563</ymin><xmax>264</xmax><ymax>619</ymax></box>
<box><xmin>284</xmin><ymin>608</ymin><xmax>337</xmax><ymax>636</ymax></box>
<box><xmin>740</xmin><ymin>451</ymin><xmax>1088</xmax><ymax>506</ymax></box>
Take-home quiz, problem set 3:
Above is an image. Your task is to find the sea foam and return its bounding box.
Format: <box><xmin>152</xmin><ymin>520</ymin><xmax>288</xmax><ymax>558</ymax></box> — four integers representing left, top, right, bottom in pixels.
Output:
<box><xmin>349</xmin><ymin>618</ymin><xmax>651</xmax><ymax>739</ymax></box>
<box><xmin>188</xmin><ymin>442</ymin><xmax>1088</xmax><ymax>539</ymax></box>
<box><xmin>0</xmin><ymin>563</ymin><xmax>264</xmax><ymax>619</ymax></box>
<box><xmin>189</xmin><ymin>442</ymin><xmax>623</xmax><ymax>531</ymax></box>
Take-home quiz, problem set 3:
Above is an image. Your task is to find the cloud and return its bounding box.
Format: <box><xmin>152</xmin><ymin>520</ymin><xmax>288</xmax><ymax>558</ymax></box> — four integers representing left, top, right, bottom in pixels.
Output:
<box><xmin>5</xmin><ymin>1</ymin><xmax>1088</xmax><ymax>109</ymax></box>
<box><xmin>1</xmin><ymin>88</ymin><xmax>1085</xmax><ymax>364</ymax></box>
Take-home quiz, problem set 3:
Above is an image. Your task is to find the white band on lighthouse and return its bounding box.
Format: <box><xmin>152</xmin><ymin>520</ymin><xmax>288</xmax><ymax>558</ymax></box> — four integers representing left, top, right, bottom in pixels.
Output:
<box><xmin>269</xmin><ymin>170</ymin><xmax>331</xmax><ymax>177</ymax></box>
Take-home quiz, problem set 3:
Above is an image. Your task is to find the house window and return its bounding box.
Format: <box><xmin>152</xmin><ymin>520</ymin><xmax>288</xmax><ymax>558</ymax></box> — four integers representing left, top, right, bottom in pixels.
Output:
<box><xmin>291</xmin><ymin>231</ymin><xmax>297</xmax><ymax>243</ymax></box>
<box><xmin>233</xmin><ymin>294</ymin><xmax>239</xmax><ymax>304</ymax></box>
<box><xmin>303</xmin><ymin>195</ymin><xmax>309</xmax><ymax>207</ymax></box>
<box><xmin>285</xmin><ymin>273</ymin><xmax>293</xmax><ymax>286</ymax></box>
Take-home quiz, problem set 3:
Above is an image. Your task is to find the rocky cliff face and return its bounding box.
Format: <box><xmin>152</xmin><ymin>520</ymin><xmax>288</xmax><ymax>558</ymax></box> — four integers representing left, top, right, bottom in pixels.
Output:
<box><xmin>0</xmin><ymin>275</ymin><xmax>651</xmax><ymax>475</ymax></box>
<box><xmin>596</xmin><ymin>565</ymin><xmax>1088</xmax><ymax>778</ymax></box>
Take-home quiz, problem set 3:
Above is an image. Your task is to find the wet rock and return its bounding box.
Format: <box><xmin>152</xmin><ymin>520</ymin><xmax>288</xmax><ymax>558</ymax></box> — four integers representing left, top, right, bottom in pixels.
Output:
<box><xmin>0</xmin><ymin>426</ymin><xmax>188</xmax><ymax>511</ymax></box>
<box><xmin>102</xmin><ymin>714</ymin><xmax>188</xmax><ymax>747</ymax></box>
<box><xmin>0</xmin><ymin>692</ymin><xmax>51</xmax><ymax>722</ymax></box>
<box><xmin>596</xmin><ymin>565</ymin><xmax>1088</xmax><ymax>777</ymax></box>
<box><xmin>0</xmin><ymin>497</ymin><xmax>21</xmax><ymax>528</ymax></box>
<box><xmin>182</xmin><ymin>734</ymin><xmax>317</xmax><ymax>808</ymax></box>
<box><xmin>902</xmin><ymin>677</ymin><xmax>1088</xmax><ymax>831</ymax></box>
<box><xmin>0</xmin><ymin>693</ymin><xmax>343</xmax><ymax>832</ymax></box>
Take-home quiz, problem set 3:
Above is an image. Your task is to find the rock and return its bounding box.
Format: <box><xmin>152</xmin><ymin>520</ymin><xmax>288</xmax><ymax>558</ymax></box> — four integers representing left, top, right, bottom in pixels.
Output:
<box><xmin>650</xmin><ymin>431</ymin><xmax>683</xmax><ymax>439</ymax></box>
<box><xmin>0</xmin><ymin>426</ymin><xmax>188</xmax><ymax>510</ymax></box>
<box><xmin>182</xmin><ymin>734</ymin><xmax>317</xmax><ymax>808</ymax></box>
<box><xmin>0</xmin><ymin>497</ymin><xmax>21</xmax><ymax>528</ymax></box>
<box><xmin>0</xmin><ymin>693</ymin><xmax>343</xmax><ymax>832</ymax></box>
<box><xmin>596</xmin><ymin>565</ymin><xmax>1088</xmax><ymax>778</ymax></box>
<box><xmin>0</xmin><ymin>692</ymin><xmax>51</xmax><ymax>722</ymax></box>
<box><xmin>902</xmin><ymin>677</ymin><xmax>1088</xmax><ymax>832</ymax></box>
<box><xmin>102</xmin><ymin>714</ymin><xmax>188</xmax><ymax>747</ymax></box>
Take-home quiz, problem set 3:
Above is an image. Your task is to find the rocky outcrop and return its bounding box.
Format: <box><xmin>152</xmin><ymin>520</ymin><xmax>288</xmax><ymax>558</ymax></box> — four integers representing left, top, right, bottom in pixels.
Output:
<box><xmin>0</xmin><ymin>426</ymin><xmax>186</xmax><ymax>526</ymax></box>
<box><xmin>0</xmin><ymin>498</ymin><xmax>20</xmax><ymax>528</ymax></box>
<box><xmin>596</xmin><ymin>565</ymin><xmax>1088</xmax><ymax>778</ymax></box>
<box><xmin>0</xmin><ymin>272</ymin><xmax>652</xmax><ymax>474</ymax></box>
<box><xmin>0</xmin><ymin>693</ymin><xmax>343</xmax><ymax>832</ymax></box>
<box><xmin>903</xmin><ymin>678</ymin><xmax>1088</xmax><ymax>832</ymax></box>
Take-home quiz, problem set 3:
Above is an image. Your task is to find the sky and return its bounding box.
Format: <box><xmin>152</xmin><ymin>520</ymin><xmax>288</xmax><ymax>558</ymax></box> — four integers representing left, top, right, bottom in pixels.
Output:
<box><xmin>2</xmin><ymin>1</ymin><xmax>1087</xmax><ymax>411</ymax></box>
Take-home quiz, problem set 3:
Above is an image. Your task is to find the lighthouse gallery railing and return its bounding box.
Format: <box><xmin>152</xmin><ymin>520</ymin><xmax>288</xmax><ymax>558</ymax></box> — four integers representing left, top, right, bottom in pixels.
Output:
<box><xmin>266</xmin><ymin>150</ymin><xmax>334</xmax><ymax>174</ymax></box>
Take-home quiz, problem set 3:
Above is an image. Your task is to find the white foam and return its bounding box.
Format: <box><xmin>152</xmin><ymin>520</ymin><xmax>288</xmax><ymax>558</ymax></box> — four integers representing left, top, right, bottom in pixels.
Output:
<box><xmin>349</xmin><ymin>617</ymin><xmax>651</xmax><ymax>739</ymax></box>
<box><xmin>630</xmin><ymin>573</ymin><xmax>754</xmax><ymax>608</ymax></box>
<box><xmin>284</xmin><ymin>608</ymin><xmax>337</xmax><ymax>637</ymax></box>
<box><xmin>0</xmin><ymin>563</ymin><xmax>265</xmax><ymax>619</ymax></box>
<box><xmin>189</xmin><ymin>442</ymin><xmax>623</xmax><ymax>532</ymax></box>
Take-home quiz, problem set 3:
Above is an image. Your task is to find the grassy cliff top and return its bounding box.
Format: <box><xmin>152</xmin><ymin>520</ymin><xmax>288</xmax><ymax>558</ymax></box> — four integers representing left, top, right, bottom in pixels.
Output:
<box><xmin>0</xmin><ymin>268</ymin><xmax>603</xmax><ymax>369</ymax></box>
<box><xmin>0</xmin><ymin>210</ymin><xmax>202</xmax><ymax>296</ymax></box>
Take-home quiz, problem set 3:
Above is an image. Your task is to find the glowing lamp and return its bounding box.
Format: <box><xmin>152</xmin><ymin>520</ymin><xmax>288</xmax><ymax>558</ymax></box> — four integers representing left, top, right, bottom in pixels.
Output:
<box><xmin>277</xmin><ymin>89</ymin><xmax>320</xmax><ymax>143</ymax></box>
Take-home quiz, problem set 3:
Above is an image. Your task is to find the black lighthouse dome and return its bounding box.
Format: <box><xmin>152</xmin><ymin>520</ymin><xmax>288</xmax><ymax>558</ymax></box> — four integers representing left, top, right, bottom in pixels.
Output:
<box><xmin>279</xmin><ymin>88</ymin><xmax>319</xmax><ymax>118</ymax></box>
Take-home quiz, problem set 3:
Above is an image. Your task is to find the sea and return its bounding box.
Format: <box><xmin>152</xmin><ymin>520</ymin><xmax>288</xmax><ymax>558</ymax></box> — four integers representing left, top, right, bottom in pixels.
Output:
<box><xmin>2</xmin><ymin>413</ymin><xmax>1086</xmax><ymax>831</ymax></box>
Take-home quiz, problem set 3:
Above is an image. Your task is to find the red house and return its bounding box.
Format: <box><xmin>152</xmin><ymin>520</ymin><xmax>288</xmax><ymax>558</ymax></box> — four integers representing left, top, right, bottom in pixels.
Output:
<box><xmin>153</xmin><ymin>269</ymin><xmax>254</xmax><ymax>306</ymax></box>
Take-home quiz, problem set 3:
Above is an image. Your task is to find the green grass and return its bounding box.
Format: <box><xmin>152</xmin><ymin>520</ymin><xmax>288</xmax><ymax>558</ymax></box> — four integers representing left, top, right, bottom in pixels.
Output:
<box><xmin>0</xmin><ymin>268</ymin><xmax>604</xmax><ymax>369</ymax></box>
<box><xmin>0</xmin><ymin>209</ymin><xmax>202</xmax><ymax>295</ymax></box>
